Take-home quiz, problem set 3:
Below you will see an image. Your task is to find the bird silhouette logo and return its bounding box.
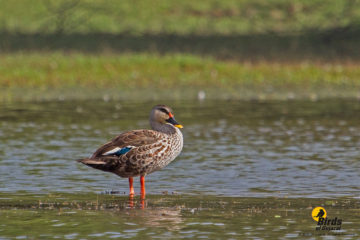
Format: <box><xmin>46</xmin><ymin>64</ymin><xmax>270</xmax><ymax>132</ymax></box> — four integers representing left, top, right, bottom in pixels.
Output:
<box><xmin>316</xmin><ymin>209</ymin><xmax>325</xmax><ymax>218</ymax></box>
<box><xmin>312</xmin><ymin>207</ymin><xmax>327</xmax><ymax>221</ymax></box>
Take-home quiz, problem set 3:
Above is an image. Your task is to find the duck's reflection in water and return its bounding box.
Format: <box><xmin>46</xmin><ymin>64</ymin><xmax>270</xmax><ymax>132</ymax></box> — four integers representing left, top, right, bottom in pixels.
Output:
<box><xmin>127</xmin><ymin>195</ymin><xmax>145</xmax><ymax>209</ymax></box>
<box><xmin>123</xmin><ymin>196</ymin><xmax>184</xmax><ymax>230</ymax></box>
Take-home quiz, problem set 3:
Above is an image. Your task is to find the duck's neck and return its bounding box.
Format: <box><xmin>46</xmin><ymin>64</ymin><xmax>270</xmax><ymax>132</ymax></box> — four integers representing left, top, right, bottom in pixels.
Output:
<box><xmin>150</xmin><ymin>121</ymin><xmax>176</xmax><ymax>134</ymax></box>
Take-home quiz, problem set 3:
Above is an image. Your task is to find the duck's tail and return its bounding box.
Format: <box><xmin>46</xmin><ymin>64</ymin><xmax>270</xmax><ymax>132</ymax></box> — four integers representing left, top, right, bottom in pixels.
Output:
<box><xmin>77</xmin><ymin>158</ymin><xmax>106</xmax><ymax>165</ymax></box>
<box><xmin>77</xmin><ymin>157</ymin><xmax>119</xmax><ymax>172</ymax></box>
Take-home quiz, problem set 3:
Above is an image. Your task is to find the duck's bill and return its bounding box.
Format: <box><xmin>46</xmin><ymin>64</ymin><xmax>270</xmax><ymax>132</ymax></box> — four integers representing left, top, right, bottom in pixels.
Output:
<box><xmin>166</xmin><ymin>117</ymin><xmax>184</xmax><ymax>128</ymax></box>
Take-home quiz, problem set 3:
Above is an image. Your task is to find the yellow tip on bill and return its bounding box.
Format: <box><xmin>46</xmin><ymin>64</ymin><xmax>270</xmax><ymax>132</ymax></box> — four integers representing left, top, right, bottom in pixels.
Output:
<box><xmin>174</xmin><ymin>124</ymin><xmax>183</xmax><ymax>129</ymax></box>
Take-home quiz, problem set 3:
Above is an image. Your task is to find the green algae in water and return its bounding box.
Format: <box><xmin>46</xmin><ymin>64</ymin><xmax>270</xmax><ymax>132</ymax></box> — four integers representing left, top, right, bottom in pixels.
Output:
<box><xmin>0</xmin><ymin>193</ymin><xmax>359</xmax><ymax>239</ymax></box>
<box><xmin>1</xmin><ymin>99</ymin><xmax>360</xmax><ymax>238</ymax></box>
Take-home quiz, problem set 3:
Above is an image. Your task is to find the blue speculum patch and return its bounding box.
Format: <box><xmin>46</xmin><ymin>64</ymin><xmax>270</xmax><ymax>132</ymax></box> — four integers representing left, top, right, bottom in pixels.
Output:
<box><xmin>114</xmin><ymin>147</ymin><xmax>132</xmax><ymax>156</ymax></box>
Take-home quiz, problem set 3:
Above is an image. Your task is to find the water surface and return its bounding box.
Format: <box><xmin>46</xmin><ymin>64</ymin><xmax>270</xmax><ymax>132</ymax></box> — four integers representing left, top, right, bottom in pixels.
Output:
<box><xmin>0</xmin><ymin>193</ymin><xmax>359</xmax><ymax>239</ymax></box>
<box><xmin>1</xmin><ymin>99</ymin><xmax>359</xmax><ymax>198</ymax></box>
<box><xmin>1</xmin><ymin>99</ymin><xmax>360</xmax><ymax>239</ymax></box>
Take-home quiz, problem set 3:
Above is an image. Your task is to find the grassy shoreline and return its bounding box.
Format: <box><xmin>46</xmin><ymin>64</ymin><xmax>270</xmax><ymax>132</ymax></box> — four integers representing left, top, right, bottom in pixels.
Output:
<box><xmin>1</xmin><ymin>52</ymin><xmax>360</xmax><ymax>102</ymax></box>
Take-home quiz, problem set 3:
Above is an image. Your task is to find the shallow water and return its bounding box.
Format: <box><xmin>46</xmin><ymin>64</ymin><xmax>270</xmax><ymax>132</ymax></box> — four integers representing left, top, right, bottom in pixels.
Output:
<box><xmin>1</xmin><ymin>99</ymin><xmax>360</xmax><ymax>197</ymax></box>
<box><xmin>0</xmin><ymin>193</ymin><xmax>359</xmax><ymax>239</ymax></box>
<box><xmin>1</xmin><ymin>99</ymin><xmax>360</xmax><ymax>238</ymax></box>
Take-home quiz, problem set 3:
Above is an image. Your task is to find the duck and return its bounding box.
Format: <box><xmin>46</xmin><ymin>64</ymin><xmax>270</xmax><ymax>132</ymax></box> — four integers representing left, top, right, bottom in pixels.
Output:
<box><xmin>78</xmin><ymin>104</ymin><xmax>183</xmax><ymax>198</ymax></box>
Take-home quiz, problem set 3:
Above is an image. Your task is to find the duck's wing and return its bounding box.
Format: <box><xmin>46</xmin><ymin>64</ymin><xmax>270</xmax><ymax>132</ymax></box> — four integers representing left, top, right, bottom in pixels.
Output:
<box><xmin>91</xmin><ymin>129</ymin><xmax>161</xmax><ymax>158</ymax></box>
<box><xmin>78</xmin><ymin>129</ymin><xmax>163</xmax><ymax>175</ymax></box>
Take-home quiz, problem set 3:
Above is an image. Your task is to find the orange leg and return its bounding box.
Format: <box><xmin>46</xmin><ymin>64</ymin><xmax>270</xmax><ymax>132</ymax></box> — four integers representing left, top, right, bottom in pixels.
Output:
<box><xmin>140</xmin><ymin>176</ymin><xmax>146</xmax><ymax>199</ymax></box>
<box><xmin>129</xmin><ymin>177</ymin><xmax>135</xmax><ymax>195</ymax></box>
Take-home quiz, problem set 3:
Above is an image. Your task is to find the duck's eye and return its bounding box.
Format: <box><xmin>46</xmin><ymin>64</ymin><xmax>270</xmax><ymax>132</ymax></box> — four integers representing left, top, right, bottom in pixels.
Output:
<box><xmin>158</xmin><ymin>108</ymin><xmax>169</xmax><ymax>114</ymax></box>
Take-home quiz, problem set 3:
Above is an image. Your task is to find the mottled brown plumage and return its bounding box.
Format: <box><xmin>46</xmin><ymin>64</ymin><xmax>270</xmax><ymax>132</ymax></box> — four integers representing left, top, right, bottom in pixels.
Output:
<box><xmin>78</xmin><ymin>105</ymin><xmax>183</xmax><ymax>196</ymax></box>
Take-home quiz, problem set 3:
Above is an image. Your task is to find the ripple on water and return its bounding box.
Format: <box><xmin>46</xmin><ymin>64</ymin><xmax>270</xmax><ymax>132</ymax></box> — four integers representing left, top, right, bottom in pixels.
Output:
<box><xmin>0</xmin><ymin>100</ymin><xmax>360</xmax><ymax>198</ymax></box>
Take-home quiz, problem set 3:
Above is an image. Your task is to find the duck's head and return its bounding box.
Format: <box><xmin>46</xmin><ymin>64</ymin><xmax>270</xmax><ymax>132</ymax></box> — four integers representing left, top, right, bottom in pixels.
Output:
<box><xmin>150</xmin><ymin>105</ymin><xmax>183</xmax><ymax>130</ymax></box>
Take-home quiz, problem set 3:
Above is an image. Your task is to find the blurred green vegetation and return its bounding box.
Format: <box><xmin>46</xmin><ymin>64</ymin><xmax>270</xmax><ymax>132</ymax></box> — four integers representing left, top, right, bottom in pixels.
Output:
<box><xmin>2</xmin><ymin>53</ymin><xmax>359</xmax><ymax>89</ymax></box>
<box><xmin>1</xmin><ymin>0</ymin><xmax>359</xmax><ymax>35</ymax></box>
<box><xmin>0</xmin><ymin>0</ymin><xmax>359</xmax><ymax>101</ymax></box>
<box><xmin>0</xmin><ymin>0</ymin><xmax>359</xmax><ymax>61</ymax></box>
<box><xmin>1</xmin><ymin>53</ymin><xmax>359</xmax><ymax>101</ymax></box>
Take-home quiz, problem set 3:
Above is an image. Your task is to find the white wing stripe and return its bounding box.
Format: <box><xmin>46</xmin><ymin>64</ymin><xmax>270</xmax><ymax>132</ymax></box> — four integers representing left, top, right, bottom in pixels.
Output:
<box><xmin>102</xmin><ymin>147</ymin><xmax>122</xmax><ymax>156</ymax></box>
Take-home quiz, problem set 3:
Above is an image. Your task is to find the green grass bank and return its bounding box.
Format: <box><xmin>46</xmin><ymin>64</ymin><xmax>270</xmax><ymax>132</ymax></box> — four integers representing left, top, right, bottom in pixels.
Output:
<box><xmin>0</xmin><ymin>0</ymin><xmax>359</xmax><ymax>101</ymax></box>
<box><xmin>1</xmin><ymin>53</ymin><xmax>359</xmax><ymax>102</ymax></box>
